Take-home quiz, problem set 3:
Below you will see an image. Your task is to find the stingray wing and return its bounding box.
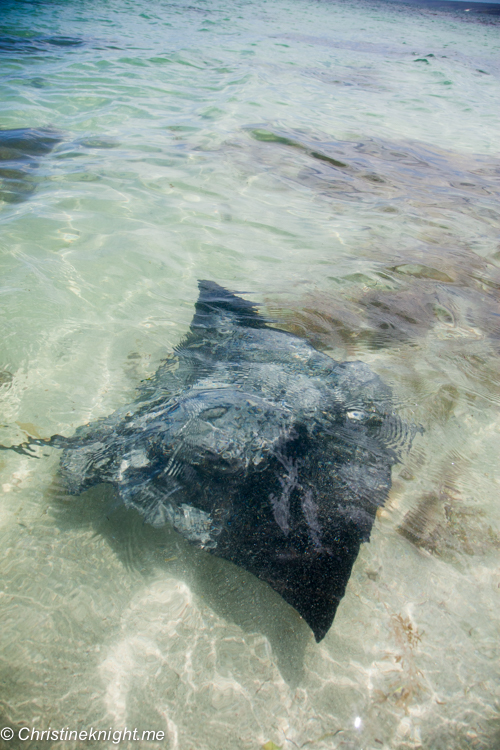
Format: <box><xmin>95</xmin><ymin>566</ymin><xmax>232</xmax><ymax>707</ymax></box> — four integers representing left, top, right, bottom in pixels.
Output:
<box><xmin>209</xmin><ymin>411</ymin><xmax>394</xmax><ymax>642</ymax></box>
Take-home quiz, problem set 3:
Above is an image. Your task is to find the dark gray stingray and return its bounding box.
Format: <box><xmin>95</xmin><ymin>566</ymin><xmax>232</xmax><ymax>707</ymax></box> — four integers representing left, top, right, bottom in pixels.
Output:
<box><xmin>0</xmin><ymin>128</ymin><xmax>62</xmax><ymax>203</ymax></box>
<box><xmin>3</xmin><ymin>281</ymin><xmax>412</xmax><ymax>641</ymax></box>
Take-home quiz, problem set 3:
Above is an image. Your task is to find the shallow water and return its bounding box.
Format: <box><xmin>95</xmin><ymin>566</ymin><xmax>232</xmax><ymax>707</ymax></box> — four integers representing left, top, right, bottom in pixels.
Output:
<box><xmin>1</xmin><ymin>0</ymin><xmax>500</xmax><ymax>748</ymax></box>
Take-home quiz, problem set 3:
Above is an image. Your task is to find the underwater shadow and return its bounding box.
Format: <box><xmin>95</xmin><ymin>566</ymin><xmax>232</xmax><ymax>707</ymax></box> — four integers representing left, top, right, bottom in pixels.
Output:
<box><xmin>48</xmin><ymin>481</ymin><xmax>312</xmax><ymax>686</ymax></box>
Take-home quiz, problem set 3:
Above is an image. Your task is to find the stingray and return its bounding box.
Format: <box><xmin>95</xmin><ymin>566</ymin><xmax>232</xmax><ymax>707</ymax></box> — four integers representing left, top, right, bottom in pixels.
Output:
<box><xmin>2</xmin><ymin>281</ymin><xmax>411</xmax><ymax>641</ymax></box>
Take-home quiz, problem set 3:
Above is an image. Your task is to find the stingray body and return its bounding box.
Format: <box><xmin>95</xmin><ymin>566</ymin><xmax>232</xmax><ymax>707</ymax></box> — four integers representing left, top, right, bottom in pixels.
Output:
<box><xmin>10</xmin><ymin>282</ymin><xmax>403</xmax><ymax>641</ymax></box>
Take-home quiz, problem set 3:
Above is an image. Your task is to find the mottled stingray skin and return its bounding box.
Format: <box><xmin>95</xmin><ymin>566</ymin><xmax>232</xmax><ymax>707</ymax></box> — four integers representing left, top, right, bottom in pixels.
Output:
<box><xmin>14</xmin><ymin>282</ymin><xmax>403</xmax><ymax>641</ymax></box>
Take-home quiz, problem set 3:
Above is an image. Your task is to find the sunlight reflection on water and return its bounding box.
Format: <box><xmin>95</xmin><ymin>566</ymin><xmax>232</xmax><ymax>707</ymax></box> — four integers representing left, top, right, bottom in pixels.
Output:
<box><xmin>0</xmin><ymin>0</ymin><xmax>499</xmax><ymax>747</ymax></box>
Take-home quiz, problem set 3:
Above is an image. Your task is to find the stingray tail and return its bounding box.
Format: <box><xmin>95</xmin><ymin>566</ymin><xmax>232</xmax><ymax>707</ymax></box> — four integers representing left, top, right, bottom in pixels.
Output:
<box><xmin>0</xmin><ymin>433</ymin><xmax>68</xmax><ymax>457</ymax></box>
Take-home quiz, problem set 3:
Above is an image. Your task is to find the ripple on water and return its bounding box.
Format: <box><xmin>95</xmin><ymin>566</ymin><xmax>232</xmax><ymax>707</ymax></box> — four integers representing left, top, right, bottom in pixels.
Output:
<box><xmin>0</xmin><ymin>0</ymin><xmax>499</xmax><ymax>746</ymax></box>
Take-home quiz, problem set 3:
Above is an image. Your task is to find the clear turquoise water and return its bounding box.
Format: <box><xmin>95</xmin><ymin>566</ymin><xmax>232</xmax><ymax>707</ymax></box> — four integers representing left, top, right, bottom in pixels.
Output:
<box><xmin>1</xmin><ymin>1</ymin><xmax>500</xmax><ymax>748</ymax></box>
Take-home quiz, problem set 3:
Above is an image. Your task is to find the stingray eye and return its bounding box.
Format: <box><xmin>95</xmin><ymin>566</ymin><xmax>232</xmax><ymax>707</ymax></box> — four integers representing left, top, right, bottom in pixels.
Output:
<box><xmin>201</xmin><ymin>406</ymin><xmax>228</xmax><ymax>422</ymax></box>
<box><xmin>347</xmin><ymin>409</ymin><xmax>367</xmax><ymax>422</ymax></box>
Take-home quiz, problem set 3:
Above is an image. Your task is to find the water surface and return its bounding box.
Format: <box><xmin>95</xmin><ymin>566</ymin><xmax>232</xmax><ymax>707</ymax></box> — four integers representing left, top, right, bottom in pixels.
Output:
<box><xmin>1</xmin><ymin>0</ymin><xmax>499</xmax><ymax>748</ymax></box>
